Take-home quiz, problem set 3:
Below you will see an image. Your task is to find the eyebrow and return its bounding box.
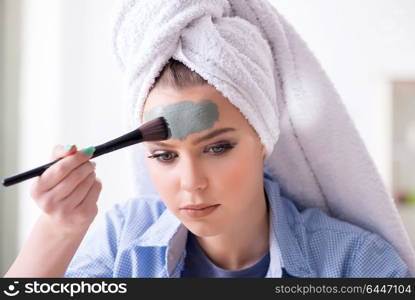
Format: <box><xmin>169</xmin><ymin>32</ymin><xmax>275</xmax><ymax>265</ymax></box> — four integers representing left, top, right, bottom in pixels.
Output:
<box><xmin>149</xmin><ymin>127</ymin><xmax>236</xmax><ymax>147</ymax></box>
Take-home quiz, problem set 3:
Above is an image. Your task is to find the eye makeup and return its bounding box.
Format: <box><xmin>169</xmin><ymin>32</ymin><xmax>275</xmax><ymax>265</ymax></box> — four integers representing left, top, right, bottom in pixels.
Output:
<box><xmin>147</xmin><ymin>140</ymin><xmax>237</xmax><ymax>163</ymax></box>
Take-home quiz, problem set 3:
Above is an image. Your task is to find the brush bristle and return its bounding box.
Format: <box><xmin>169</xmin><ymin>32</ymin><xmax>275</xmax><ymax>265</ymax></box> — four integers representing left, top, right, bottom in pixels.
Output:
<box><xmin>139</xmin><ymin>117</ymin><xmax>170</xmax><ymax>141</ymax></box>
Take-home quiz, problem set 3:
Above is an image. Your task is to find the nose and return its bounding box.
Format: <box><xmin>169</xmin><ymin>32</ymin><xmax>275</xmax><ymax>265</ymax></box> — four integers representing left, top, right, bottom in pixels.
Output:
<box><xmin>179</xmin><ymin>156</ymin><xmax>208</xmax><ymax>192</ymax></box>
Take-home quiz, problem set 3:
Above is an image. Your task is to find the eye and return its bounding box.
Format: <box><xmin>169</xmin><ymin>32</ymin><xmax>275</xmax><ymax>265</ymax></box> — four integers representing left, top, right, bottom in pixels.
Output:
<box><xmin>147</xmin><ymin>141</ymin><xmax>236</xmax><ymax>164</ymax></box>
<box><xmin>147</xmin><ymin>151</ymin><xmax>177</xmax><ymax>163</ymax></box>
<box><xmin>205</xmin><ymin>143</ymin><xmax>235</xmax><ymax>155</ymax></box>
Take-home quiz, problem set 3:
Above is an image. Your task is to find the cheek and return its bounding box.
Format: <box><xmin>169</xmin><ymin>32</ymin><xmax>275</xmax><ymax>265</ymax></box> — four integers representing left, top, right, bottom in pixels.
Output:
<box><xmin>146</xmin><ymin>160</ymin><xmax>179</xmax><ymax>207</ymax></box>
<box><xmin>208</xmin><ymin>140</ymin><xmax>264</xmax><ymax>198</ymax></box>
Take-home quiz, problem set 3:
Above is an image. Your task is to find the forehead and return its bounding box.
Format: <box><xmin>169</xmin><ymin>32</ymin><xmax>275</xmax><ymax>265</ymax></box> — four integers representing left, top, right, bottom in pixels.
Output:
<box><xmin>142</xmin><ymin>85</ymin><xmax>243</xmax><ymax>124</ymax></box>
<box><xmin>142</xmin><ymin>85</ymin><xmax>260</xmax><ymax>146</ymax></box>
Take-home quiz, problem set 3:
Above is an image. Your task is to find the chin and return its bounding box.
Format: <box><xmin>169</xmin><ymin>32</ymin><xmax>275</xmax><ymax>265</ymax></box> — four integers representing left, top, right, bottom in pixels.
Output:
<box><xmin>182</xmin><ymin>220</ymin><xmax>222</xmax><ymax>237</ymax></box>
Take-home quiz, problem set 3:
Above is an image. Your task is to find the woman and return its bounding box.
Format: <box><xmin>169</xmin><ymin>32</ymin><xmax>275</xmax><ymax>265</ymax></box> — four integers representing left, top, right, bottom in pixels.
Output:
<box><xmin>4</xmin><ymin>59</ymin><xmax>411</xmax><ymax>278</ymax></box>
<box><xmin>5</xmin><ymin>0</ymin><xmax>414</xmax><ymax>277</ymax></box>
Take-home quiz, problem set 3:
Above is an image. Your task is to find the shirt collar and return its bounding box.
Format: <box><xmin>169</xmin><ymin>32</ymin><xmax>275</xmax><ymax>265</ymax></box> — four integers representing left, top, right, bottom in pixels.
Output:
<box><xmin>134</xmin><ymin>206</ymin><xmax>187</xmax><ymax>277</ymax></box>
<box><xmin>135</xmin><ymin>205</ymin><xmax>184</xmax><ymax>247</ymax></box>
<box><xmin>264</xmin><ymin>171</ymin><xmax>313</xmax><ymax>277</ymax></box>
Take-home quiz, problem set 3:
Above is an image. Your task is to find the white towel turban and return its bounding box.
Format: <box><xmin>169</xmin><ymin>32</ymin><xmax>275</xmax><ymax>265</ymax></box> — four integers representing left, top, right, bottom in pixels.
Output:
<box><xmin>112</xmin><ymin>0</ymin><xmax>415</xmax><ymax>275</ymax></box>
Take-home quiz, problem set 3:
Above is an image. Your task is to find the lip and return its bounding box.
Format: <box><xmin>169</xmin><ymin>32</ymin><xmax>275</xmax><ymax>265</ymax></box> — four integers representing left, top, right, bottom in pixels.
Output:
<box><xmin>181</xmin><ymin>203</ymin><xmax>218</xmax><ymax>210</ymax></box>
<box><xmin>179</xmin><ymin>204</ymin><xmax>220</xmax><ymax>218</ymax></box>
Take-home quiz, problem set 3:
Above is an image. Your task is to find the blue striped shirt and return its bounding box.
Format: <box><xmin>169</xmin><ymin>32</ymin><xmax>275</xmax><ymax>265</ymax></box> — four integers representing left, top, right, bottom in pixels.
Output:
<box><xmin>64</xmin><ymin>172</ymin><xmax>411</xmax><ymax>277</ymax></box>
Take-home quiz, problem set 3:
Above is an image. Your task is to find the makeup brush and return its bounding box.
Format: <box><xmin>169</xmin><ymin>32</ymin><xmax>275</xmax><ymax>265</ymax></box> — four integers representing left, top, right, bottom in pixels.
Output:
<box><xmin>2</xmin><ymin>117</ymin><xmax>170</xmax><ymax>187</ymax></box>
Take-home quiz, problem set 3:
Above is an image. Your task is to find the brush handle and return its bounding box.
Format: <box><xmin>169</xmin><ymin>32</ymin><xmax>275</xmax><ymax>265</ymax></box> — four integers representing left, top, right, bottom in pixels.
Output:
<box><xmin>2</xmin><ymin>158</ymin><xmax>63</xmax><ymax>187</ymax></box>
<box><xmin>2</xmin><ymin>128</ymin><xmax>144</xmax><ymax>187</ymax></box>
<box><xmin>90</xmin><ymin>128</ymin><xmax>143</xmax><ymax>159</ymax></box>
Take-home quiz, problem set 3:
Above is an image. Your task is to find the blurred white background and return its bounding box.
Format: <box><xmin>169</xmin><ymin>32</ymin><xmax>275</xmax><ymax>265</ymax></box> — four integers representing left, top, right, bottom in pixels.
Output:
<box><xmin>1</xmin><ymin>0</ymin><xmax>414</xmax><ymax>275</ymax></box>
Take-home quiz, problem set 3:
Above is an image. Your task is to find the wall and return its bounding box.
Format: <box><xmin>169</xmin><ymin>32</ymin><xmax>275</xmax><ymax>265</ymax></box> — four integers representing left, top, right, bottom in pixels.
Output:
<box><xmin>15</xmin><ymin>0</ymin><xmax>129</xmax><ymax>254</ymax></box>
<box><xmin>0</xmin><ymin>0</ymin><xmax>21</xmax><ymax>275</ymax></box>
<box><xmin>273</xmin><ymin>0</ymin><xmax>415</xmax><ymax>191</ymax></box>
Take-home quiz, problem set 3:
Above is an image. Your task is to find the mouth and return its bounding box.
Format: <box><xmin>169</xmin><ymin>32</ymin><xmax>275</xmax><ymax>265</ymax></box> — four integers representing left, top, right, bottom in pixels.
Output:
<box><xmin>179</xmin><ymin>204</ymin><xmax>220</xmax><ymax>218</ymax></box>
<box><xmin>180</xmin><ymin>203</ymin><xmax>219</xmax><ymax>210</ymax></box>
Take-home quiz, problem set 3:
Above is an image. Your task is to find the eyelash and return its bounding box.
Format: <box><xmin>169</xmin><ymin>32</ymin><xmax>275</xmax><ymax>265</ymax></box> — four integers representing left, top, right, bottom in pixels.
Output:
<box><xmin>147</xmin><ymin>142</ymin><xmax>236</xmax><ymax>163</ymax></box>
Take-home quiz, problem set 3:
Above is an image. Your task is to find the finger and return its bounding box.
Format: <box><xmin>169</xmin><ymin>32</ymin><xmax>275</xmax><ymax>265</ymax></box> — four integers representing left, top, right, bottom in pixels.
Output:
<box><xmin>35</xmin><ymin>161</ymin><xmax>95</xmax><ymax>213</ymax></box>
<box><xmin>51</xmin><ymin>144</ymin><xmax>77</xmax><ymax>160</ymax></box>
<box><xmin>31</xmin><ymin>144</ymin><xmax>78</xmax><ymax>199</ymax></box>
<box><xmin>75</xmin><ymin>178</ymin><xmax>102</xmax><ymax>212</ymax></box>
<box><xmin>58</xmin><ymin>171</ymin><xmax>96</xmax><ymax>213</ymax></box>
<box><xmin>39</xmin><ymin>148</ymin><xmax>95</xmax><ymax>192</ymax></box>
<box><xmin>75</xmin><ymin>178</ymin><xmax>102</xmax><ymax>216</ymax></box>
<box><xmin>44</xmin><ymin>160</ymin><xmax>96</xmax><ymax>202</ymax></box>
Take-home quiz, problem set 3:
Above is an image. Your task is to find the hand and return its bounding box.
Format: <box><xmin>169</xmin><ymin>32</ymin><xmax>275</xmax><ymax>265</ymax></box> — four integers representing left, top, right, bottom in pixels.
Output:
<box><xmin>30</xmin><ymin>144</ymin><xmax>102</xmax><ymax>233</ymax></box>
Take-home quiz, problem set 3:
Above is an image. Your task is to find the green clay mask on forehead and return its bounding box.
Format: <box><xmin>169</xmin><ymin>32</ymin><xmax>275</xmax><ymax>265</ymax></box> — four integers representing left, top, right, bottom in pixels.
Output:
<box><xmin>143</xmin><ymin>99</ymin><xmax>219</xmax><ymax>140</ymax></box>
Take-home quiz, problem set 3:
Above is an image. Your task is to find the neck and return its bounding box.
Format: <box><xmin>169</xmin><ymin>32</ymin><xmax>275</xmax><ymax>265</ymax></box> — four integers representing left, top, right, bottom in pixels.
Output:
<box><xmin>196</xmin><ymin>189</ymin><xmax>269</xmax><ymax>270</ymax></box>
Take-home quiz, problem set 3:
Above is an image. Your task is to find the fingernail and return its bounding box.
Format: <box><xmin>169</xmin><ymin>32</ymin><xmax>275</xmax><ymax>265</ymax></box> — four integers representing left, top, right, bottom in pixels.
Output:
<box><xmin>81</xmin><ymin>146</ymin><xmax>96</xmax><ymax>156</ymax></box>
<box><xmin>91</xmin><ymin>161</ymin><xmax>96</xmax><ymax>168</ymax></box>
<box><xmin>64</xmin><ymin>144</ymin><xmax>75</xmax><ymax>152</ymax></box>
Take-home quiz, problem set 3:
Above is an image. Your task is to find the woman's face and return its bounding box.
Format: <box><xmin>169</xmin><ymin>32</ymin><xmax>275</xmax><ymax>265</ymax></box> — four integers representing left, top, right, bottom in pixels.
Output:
<box><xmin>142</xmin><ymin>84</ymin><xmax>266</xmax><ymax>237</ymax></box>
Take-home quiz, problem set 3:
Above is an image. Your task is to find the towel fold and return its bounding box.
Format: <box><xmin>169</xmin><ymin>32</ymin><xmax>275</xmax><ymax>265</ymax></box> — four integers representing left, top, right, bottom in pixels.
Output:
<box><xmin>112</xmin><ymin>0</ymin><xmax>415</xmax><ymax>275</ymax></box>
